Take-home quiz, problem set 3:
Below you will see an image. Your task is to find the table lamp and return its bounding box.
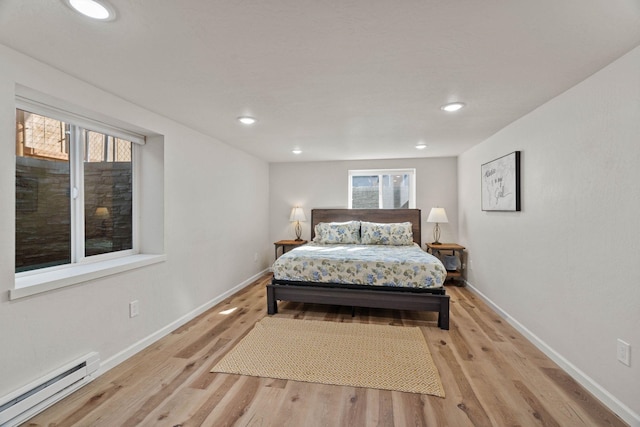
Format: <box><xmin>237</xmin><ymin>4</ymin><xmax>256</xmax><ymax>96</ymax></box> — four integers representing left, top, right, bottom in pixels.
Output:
<box><xmin>289</xmin><ymin>207</ymin><xmax>306</xmax><ymax>241</ymax></box>
<box><xmin>427</xmin><ymin>207</ymin><xmax>448</xmax><ymax>244</ymax></box>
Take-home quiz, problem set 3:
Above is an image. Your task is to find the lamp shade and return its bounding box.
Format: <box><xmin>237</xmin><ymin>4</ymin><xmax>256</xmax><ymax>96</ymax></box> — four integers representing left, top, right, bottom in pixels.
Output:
<box><xmin>289</xmin><ymin>207</ymin><xmax>306</xmax><ymax>222</ymax></box>
<box><xmin>427</xmin><ymin>207</ymin><xmax>448</xmax><ymax>223</ymax></box>
<box><xmin>95</xmin><ymin>206</ymin><xmax>110</xmax><ymax>218</ymax></box>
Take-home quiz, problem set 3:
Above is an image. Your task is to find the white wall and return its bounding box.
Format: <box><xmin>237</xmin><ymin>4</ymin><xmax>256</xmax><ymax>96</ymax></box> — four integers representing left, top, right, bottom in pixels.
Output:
<box><xmin>0</xmin><ymin>44</ymin><xmax>270</xmax><ymax>397</ymax></box>
<box><xmin>458</xmin><ymin>46</ymin><xmax>640</xmax><ymax>424</ymax></box>
<box><xmin>269</xmin><ymin>157</ymin><xmax>457</xmax><ymax>256</ymax></box>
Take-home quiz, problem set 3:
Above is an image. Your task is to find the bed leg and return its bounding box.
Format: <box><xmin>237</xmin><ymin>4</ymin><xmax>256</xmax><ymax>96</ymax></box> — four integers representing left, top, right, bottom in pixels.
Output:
<box><xmin>438</xmin><ymin>297</ymin><xmax>450</xmax><ymax>330</ymax></box>
<box><xmin>266</xmin><ymin>285</ymin><xmax>278</xmax><ymax>315</ymax></box>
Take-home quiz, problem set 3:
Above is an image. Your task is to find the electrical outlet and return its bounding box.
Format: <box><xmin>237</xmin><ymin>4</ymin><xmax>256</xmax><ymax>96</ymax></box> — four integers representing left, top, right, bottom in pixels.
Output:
<box><xmin>617</xmin><ymin>339</ymin><xmax>630</xmax><ymax>366</ymax></box>
<box><xmin>129</xmin><ymin>300</ymin><xmax>139</xmax><ymax>318</ymax></box>
<box><xmin>469</xmin><ymin>260</ymin><xmax>473</xmax><ymax>271</ymax></box>
<box><xmin>254</xmin><ymin>252</ymin><xmax>258</xmax><ymax>262</ymax></box>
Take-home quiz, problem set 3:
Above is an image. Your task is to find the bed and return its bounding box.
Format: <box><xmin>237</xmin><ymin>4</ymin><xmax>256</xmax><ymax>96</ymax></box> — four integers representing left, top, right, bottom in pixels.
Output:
<box><xmin>267</xmin><ymin>209</ymin><xmax>450</xmax><ymax>329</ymax></box>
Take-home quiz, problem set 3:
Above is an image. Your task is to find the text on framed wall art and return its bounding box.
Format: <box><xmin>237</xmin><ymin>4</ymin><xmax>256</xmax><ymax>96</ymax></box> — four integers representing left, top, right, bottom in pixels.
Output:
<box><xmin>481</xmin><ymin>151</ymin><xmax>521</xmax><ymax>211</ymax></box>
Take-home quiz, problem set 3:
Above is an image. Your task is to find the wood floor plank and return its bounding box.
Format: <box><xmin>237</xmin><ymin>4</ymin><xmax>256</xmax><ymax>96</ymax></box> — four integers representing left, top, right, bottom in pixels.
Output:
<box><xmin>450</xmin><ymin>290</ymin><xmax>566</xmax><ymax>425</ymax></box>
<box><xmin>436</xmin><ymin>342</ymin><xmax>493</xmax><ymax>427</ymax></box>
<box><xmin>513</xmin><ymin>379</ymin><xmax>562</xmax><ymax>427</ymax></box>
<box><xmin>22</xmin><ymin>274</ymin><xmax>628</xmax><ymax>427</ymax></box>
<box><xmin>265</xmin><ymin>379</ymin><xmax>314</xmax><ymax>427</ymax></box>
<box><xmin>456</xmin><ymin>297</ymin><xmax>505</xmax><ymax>343</ymax></box>
<box><xmin>231</xmin><ymin>379</ymin><xmax>287</xmax><ymax>427</ymax></box>
<box><xmin>121</xmin><ymin>359</ymin><xmax>202</xmax><ymax>426</ymax></box>
<box><xmin>188</xmin><ymin>339</ymin><xmax>231</xmax><ymax>389</ymax></box>
<box><xmin>339</xmin><ymin>387</ymin><xmax>368</xmax><ymax>427</ymax></box>
<box><xmin>300</xmin><ymin>383</ymin><xmax>351</xmax><ymax>427</ymax></box>
<box><xmin>201</xmin><ymin>375</ymin><xmax>261</xmax><ymax>427</ymax></box>
<box><xmin>174</xmin><ymin>307</ymin><xmax>250</xmax><ymax>359</ymax></box>
<box><xmin>541</xmin><ymin>367</ymin><xmax>628</xmax><ymax>427</ymax></box>
<box><xmin>376</xmin><ymin>389</ymin><xmax>394</xmax><ymax>427</ymax></box>
<box><xmin>39</xmin><ymin>381</ymin><xmax>123</xmax><ymax>427</ymax></box>
<box><xmin>30</xmin><ymin>356</ymin><xmax>188</xmax><ymax>427</ymax></box>
<box><xmin>392</xmin><ymin>392</ymin><xmax>428</xmax><ymax>427</ymax></box>
<box><xmin>143</xmin><ymin>386</ymin><xmax>206</xmax><ymax>427</ymax></box>
<box><xmin>181</xmin><ymin>374</ymin><xmax>242</xmax><ymax>426</ymax></box>
<box><xmin>454</xmin><ymin>326</ymin><xmax>537</xmax><ymax>423</ymax></box>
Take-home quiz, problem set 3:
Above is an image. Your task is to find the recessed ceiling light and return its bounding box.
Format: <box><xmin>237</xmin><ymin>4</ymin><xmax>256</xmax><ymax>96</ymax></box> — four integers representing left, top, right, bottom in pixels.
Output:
<box><xmin>415</xmin><ymin>143</ymin><xmax>428</xmax><ymax>150</ymax></box>
<box><xmin>440</xmin><ymin>102</ymin><xmax>466</xmax><ymax>112</ymax></box>
<box><xmin>237</xmin><ymin>116</ymin><xmax>257</xmax><ymax>125</ymax></box>
<box><xmin>292</xmin><ymin>148</ymin><xmax>302</xmax><ymax>155</ymax></box>
<box><xmin>66</xmin><ymin>0</ymin><xmax>115</xmax><ymax>20</ymax></box>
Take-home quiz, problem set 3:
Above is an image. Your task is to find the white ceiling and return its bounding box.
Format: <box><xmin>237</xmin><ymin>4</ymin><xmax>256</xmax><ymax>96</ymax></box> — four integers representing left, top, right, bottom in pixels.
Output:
<box><xmin>1</xmin><ymin>1</ymin><xmax>639</xmax><ymax>163</ymax></box>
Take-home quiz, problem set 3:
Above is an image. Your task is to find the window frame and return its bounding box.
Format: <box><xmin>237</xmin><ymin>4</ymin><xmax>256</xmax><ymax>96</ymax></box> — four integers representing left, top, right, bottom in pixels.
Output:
<box><xmin>15</xmin><ymin>97</ymin><xmax>144</xmax><ymax>278</ymax></box>
<box><xmin>348</xmin><ymin>168</ymin><xmax>417</xmax><ymax>209</ymax></box>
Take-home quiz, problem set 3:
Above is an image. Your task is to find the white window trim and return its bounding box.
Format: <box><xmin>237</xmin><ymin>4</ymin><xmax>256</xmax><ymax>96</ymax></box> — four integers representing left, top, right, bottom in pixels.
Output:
<box><xmin>10</xmin><ymin>254</ymin><xmax>166</xmax><ymax>300</ymax></box>
<box><xmin>348</xmin><ymin>168</ymin><xmax>417</xmax><ymax>209</ymax></box>
<box><xmin>13</xmin><ymin>93</ymin><xmax>160</xmax><ymax>298</ymax></box>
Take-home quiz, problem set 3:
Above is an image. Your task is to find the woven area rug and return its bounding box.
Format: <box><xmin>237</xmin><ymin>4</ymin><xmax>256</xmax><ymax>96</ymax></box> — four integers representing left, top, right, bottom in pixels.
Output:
<box><xmin>211</xmin><ymin>317</ymin><xmax>445</xmax><ymax>397</ymax></box>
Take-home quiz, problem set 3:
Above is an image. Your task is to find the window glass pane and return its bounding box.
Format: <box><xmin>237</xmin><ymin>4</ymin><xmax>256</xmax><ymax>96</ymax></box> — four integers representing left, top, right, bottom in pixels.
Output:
<box><xmin>349</xmin><ymin>169</ymin><xmax>415</xmax><ymax>209</ymax></box>
<box><xmin>381</xmin><ymin>173</ymin><xmax>410</xmax><ymax>209</ymax></box>
<box><xmin>84</xmin><ymin>131</ymin><xmax>133</xmax><ymax>257</ymax></box>
<box><xmin>351</xmin><ymin>175</ymin><xmax>379</xmax><ymax>208</ymax></box>
<box><xmin>15</xmin><ymin>110</ymin><xmax>71</xmax><ymax>272</ymax></box>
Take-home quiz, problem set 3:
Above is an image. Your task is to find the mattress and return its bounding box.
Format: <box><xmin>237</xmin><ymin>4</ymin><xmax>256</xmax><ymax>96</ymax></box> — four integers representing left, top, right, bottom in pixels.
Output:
<box><xmin>272</xmin><ymin>242</ymin><xmax>446</xmax><ymax>289</ymax></box>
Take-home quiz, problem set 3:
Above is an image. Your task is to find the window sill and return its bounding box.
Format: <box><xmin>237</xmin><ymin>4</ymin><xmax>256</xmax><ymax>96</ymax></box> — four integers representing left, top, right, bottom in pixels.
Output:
<box><xmin>10</xmin><ymin>254</ymin><xmax>166</xmax><ymax>300</ymax></box>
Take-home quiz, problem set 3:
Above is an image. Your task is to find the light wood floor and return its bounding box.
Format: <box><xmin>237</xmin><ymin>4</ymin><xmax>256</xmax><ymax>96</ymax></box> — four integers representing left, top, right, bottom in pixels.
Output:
<box><xmin>23</xmin><ymin>274</ymin><xmax>626</xmax><ymax>427</ymax></box>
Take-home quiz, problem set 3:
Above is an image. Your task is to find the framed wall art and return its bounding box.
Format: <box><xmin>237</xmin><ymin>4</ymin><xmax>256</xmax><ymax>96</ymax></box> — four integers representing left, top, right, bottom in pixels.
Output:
<box><xmin>481</xmin><ymin>151</ymin><xmax>520</xmax><ymax>211</ymax></box>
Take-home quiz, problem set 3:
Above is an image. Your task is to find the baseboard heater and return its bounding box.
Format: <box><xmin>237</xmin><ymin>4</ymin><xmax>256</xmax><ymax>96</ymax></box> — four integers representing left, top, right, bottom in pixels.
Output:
<box><xmin>0</xmin><ymin>352</ymin><xmax>100</xmax><ymax>427</ymax></box>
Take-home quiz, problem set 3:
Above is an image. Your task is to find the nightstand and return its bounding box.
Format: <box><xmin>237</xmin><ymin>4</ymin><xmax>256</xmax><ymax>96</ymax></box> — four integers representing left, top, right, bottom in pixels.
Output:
<box><xmin>425</xmin><ymin>242</ymin><xmax>465</xmax><ymax>285</ymax></box>
<box><xmin>274</xmin><ymin>240</ymin><xmax>307</xmax><ymax>260</ymax></box>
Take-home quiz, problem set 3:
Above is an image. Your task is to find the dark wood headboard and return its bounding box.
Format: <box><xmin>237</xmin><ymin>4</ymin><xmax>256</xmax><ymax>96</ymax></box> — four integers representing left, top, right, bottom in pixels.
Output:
<box><xmin>311</xmin><ymin>209</ymin><xmax>421</xmax><ymax>246</ymax></box>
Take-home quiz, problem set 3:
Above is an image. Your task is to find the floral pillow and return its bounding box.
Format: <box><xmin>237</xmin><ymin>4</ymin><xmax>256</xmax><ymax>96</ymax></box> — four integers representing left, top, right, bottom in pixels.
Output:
<box><xmin>313</xmin><ymin>221</ymin><xmax>361</xmax><ymax>244</ymax></box>
<box><xmin>360</xmin><ymin>221</ymin><xmax>414</xmax><ymax>245</ymax></box>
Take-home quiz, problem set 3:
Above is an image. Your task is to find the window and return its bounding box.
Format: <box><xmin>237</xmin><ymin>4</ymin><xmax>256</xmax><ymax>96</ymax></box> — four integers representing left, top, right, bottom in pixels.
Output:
<box><xmin>15</xmin><ymin>103</ymin><xmax>141</xmax><ymax>273</ymax></box>
<box><xmin>348</xmin><ymin>169</ymin><xmax>416</xmax><ymax>209</ymax></box>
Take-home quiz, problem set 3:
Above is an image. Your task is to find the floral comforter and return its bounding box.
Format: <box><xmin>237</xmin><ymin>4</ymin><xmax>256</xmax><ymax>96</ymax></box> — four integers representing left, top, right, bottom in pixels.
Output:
<box><xmin>272</xmin><ymin>242</ymin><xmax>446</xmax><ymax>289</ymax></box>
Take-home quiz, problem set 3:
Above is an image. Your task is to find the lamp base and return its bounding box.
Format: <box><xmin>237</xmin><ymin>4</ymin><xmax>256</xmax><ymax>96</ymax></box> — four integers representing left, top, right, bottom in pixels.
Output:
<box><xmin>294</xmin><ymin>238</ymin><xmax>303</xmax><ymax>242</ymax></box>
<box><xmin>432</xmin><ymin>223</ymin><xmax>442</xmax><ymax>245</ymax></box>
<box><xmin>294</xmin><ymin>221</ymin><xmax>302</xmax><ymax>241</ymax></box>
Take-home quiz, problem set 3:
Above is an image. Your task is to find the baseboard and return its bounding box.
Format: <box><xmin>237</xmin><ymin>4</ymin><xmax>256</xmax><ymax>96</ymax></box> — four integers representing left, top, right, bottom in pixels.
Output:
<box><xmin>99</xmin><ymin>269</ymin><xmax>269</xmax><ymax>375</ymax></box>
<box><xmin>463</xmin><ymin>280</ymin><xmax>640</xmax><ymax>427</ymax></box>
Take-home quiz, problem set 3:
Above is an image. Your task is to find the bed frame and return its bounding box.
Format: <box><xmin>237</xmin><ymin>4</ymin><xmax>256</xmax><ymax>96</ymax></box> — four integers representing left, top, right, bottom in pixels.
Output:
<box><xmin>267</xmin><ymin>208</ymin><xmax>450</xmax><ymax>329</ymax></box>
